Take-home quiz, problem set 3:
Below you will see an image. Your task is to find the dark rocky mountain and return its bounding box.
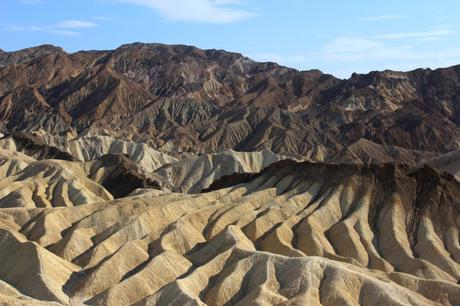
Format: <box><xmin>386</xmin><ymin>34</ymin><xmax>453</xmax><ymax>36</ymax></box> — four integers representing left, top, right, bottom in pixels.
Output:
<box><xmin>1</xmin><ymin>43</ymin><xmax>459</xmax><ymax>160</ymax></box>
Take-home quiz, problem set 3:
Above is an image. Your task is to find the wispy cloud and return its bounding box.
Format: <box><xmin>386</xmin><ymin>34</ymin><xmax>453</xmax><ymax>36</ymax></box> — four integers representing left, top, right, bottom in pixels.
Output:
<box><xmin>7</xmin><ymin>26</ymin><xmax>80</xmax><ymax>36</ymax></box>
<box><xmin>376</xmin><ymin>28</ymin><xmax>453</xmax><ymax>40</ymax></box>
<box><xmin>17</xmin><ymin>0</ymin><xmax>43</xmax><ymax>4</ymax></box>
<box><xmin>320</xmin><ymin>37</ymin><xmax>416</xmax><ymax>62</ymax></box>
<box><xmin>92</xmin><ymin>16</ymin><xmax>111</xmax><ymax>21</ymax></box>
<box><xmin>118</xmin><ymin>0</ymin><xmax>255</xmax><ymax>23</ymax></box>
<box><xmin>55</xmin><ymin>20</ymin><xmax>98</xmax><ymax>28</ymax></box>
<box><xmin>249</xmin><ymin>27</ymin><xmax>460</xmax><ymax>78</ymax></box>
<box><xmin>438</xmin><ymin>16</ymin><xmax>451</xmax><ymax>21</ymax></box>
<box><xmin>250</xmin><ymin>53</ymin><xmax>307</xmax><ymax>65</ymax></box>
<box><xmin>7</xmin><ymin>19</ymin><xmax>98</xmax><ymax>36</ymax></box>
<box><xmin>251</xmin><ymin>37</ymin><xmax>419</xmax><ymax>65</ymax></box>
<box><xmin>363</xmin><ymin>15</ymin><xmax>408</xmax><ymax>21</ymax></box>
<box><xmin>316</xmin><ymin>28</ymin><xmax>457</xmax><ymax>65</ymax></box>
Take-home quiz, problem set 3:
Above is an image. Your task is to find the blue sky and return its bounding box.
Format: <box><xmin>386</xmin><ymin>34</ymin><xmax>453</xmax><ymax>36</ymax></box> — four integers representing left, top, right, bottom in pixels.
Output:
<box><xmin>1</xmin><ymin>0</ymin><xmax>460</xmax><ymax>78</ymax></box>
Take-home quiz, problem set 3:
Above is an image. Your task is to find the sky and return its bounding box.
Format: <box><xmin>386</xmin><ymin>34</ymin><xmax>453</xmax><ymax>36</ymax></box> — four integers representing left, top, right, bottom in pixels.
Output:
<box><xmin>1</xmin><ymin>0</ymin><xmax>460</xmax><ymax>78</ymax></box>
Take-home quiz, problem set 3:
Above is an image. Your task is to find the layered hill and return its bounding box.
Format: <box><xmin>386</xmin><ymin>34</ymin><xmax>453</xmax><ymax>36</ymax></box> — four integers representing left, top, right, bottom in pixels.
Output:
<box><xmin>1</xmin><ymin>43</ymin><xmax>460</xmax><ymax>159</ymax></box>
<box><xmin>0</xmin><ymin>133</ymin><xmax>292</xmax><ymax>195</ymax></box>
<box><xmin>0</xmin><ymin>158</ymin><xmax>459</xmax><ymax>305</ymax></box>
<box><xmin>0</xmin><ymin>149</ymin><xmax>113</xmax><ymax>208</ymax></box>
<box><xmin>152</xmin><ymin>148</ymin><xmax>288</xmax><ymax>193</ymax></box>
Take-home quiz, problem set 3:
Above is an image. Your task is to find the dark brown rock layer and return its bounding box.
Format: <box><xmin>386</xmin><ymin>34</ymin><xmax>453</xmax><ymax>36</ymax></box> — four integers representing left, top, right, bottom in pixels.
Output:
<box><xmin>1</xmin><ymin>43</ymin><xmax>459</xmax><ymax>160</ymax></box>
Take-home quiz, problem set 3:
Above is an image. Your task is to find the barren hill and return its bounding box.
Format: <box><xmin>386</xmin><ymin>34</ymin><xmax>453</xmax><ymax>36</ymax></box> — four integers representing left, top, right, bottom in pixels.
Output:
<box><xmin>1</xmin><ymin>43</ymin><xmax>460</xmax><ymax>159</ymax></box>
<box><xmin>1</xmin><ymin>43</ymin><xmax>460</xmax><ymax>305</ymax></box>
<box><xmin>0</xmin><ymin>157</ymin><xmax>459</xmax><ymax>305</ymax></box>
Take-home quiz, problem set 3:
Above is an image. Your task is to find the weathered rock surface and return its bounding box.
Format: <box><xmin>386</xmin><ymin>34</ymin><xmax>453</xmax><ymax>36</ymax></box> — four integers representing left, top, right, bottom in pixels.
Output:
<box><xmin>418</xmin><ymin>150</ymin><xmax>460</xmax><ymax>180</ymax></box>
<box><xmin>153</xmin><ymin>148</ymin><xmax>288</xmax><ymax>193</ymax></box>
<box><xmin>0</xmin><ymin>157</ymin><xmax>458</xmax><ymax>305</ymax></box>
<box><xmin>1</xmin><ymin>43</ymin><xmax>460</xmax><ymax>159</ymax></box>
<box><xmin>0</xmin><ymin>149</ymin><xmax>113</xmax><ymax>208</ymax></box>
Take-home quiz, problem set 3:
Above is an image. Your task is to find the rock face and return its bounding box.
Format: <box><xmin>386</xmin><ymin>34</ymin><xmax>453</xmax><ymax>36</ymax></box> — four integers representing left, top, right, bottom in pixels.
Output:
<box><xmin>85</xmin><ymin>153</ymin><xmax>162</xmax><ymax>198</ymax></box>
<box><xmin>417</xmin><ymin>150</ymin><xmax>460</xmax><ymax>180</ymax></box>
<box><xmin>1</xmin><ymin>43</ymin><xmax>460</xmax><ymax>159</ymax></box>
<box><xmin>0</xmin><ymin>149</ymin><xmax>113</xmax><ymax>208</ymax></box>
<box><xmin>0</xmin><ymin>133</ymin><xmax>291</xmax><ymax>195</ymax></box>
<box><xmin>0</xmin><ymin>158</ymin><xmax>459</xmax><ymax>305</ymax></box>
<box><xmin>152</xmin><ymin>148</ymin><xmax>288</xmax><ymax>193</ymax></box>
<box><xmin>0</xmin><ymin>133</ymin><xmax>75</xmax><ymax>161</ymax></box>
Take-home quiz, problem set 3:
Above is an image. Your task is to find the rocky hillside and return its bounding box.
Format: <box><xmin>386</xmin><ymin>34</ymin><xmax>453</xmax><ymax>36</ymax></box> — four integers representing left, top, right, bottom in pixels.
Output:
<box><xmin>0</xmin><ymin>156</ymin><xmax>460</xmax><ymax>305</ymax></box>
<box><xmin>1</xmin><ymin>43</ymin><xmax>460</xmax><ymax>305</ymax></box>
<box><xmin>1</xmin><ymin>43</ymin><xmax>460</xmax><ymax>159</ymax></box>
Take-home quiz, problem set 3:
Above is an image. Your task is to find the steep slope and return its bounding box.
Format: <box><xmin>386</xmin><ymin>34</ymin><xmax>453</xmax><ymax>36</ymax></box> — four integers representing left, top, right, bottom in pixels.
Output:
<box><xmin>153</xmin><ymin>148</ymin><xmax>290</xmax><ymax>193</ymax></box>
<box><xmin>0</xmin><ymin>149</ymin><xmax>112</xmax><ymax>208</ymax></box>
<box><xmin>0</xmin><ymin>133</ymin><xmax>177</xmax><ymax>171</ymax></box>
<box><xmin>0</xmin><ymin>133</ymin><xmax>75</xmax><ymax>161</ymax></box>
<box><xmin>0</xmin><ymin>279</ymin><xmax>62</xmax><ymax>306</ymax></box>
<box><xmin>0</xmin><ymin>158</ymin><xmax>459</xmax><ymax>305</ymax></box>
<box><xmin>84</xmin><ymin>153</ymin><xmax>163</xmax><ymax>198</ymax></box>
<box><xmin>417</xmin><ymin>150</ymin><xmax>460</xmax><ymax>180</ymax></box>
<box><xmin>0</xmin><ymin>229</ymin><xmax>78</xmax><ymax>304</ymax></box>
<box><xmin>2</xmin><ymin>43</ymin><xmax>460</xmax><ymax>159</ymax></box>
<box><xmin>0</xmin><ymin>132</ymin><xmax>291</xmax><ymax>195</ymax></box>
<box><xmin>330</xmin><ymin>138</ymin><xmax>435</xmax><ymax>165</ymax></box>
<box><xmin>59</xmin><ymin>135</ymin><xmax>178</xmax><ymax>172</ymax></box>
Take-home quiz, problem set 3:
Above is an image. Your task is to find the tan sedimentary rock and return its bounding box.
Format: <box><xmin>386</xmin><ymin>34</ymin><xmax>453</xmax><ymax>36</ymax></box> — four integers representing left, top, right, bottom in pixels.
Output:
<box><xmin>0</xmin><ymin>149</ymin><xmax>112</xmax><ymax>208</ymax></box>
<box><xmin>0</xmin><ymin>157</ymin><xmax>458</xmax><ymax>305</ymax></box>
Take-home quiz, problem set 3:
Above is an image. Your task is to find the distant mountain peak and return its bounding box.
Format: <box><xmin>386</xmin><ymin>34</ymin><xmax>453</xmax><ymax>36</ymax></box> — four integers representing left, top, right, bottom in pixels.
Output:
<box><xmin>0</xmin><ymin>42</ymin><xmax>459</xmax><ymax>157</ymax></box>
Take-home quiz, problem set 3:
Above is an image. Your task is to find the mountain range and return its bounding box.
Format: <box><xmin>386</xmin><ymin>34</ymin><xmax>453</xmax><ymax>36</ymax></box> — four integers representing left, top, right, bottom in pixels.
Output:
<box><xmin>1</xmin><ymin>43</ymin><xmax>460</xmax><ymax>160</ymax></box>
<box><xmin>0</xmin><ymin>43</ymin><xmax>460</xmax><ymax>305</ymax></box>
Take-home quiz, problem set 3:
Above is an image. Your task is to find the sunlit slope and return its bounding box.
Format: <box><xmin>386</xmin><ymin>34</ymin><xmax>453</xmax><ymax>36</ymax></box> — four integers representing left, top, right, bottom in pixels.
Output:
<box><xmin>0</xmin><ymin>160</ymin><xmax>458</xmax><ymax>305</ymax></box>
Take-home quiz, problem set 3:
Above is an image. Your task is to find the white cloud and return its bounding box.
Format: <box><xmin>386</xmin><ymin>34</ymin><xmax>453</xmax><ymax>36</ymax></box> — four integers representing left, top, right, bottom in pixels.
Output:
<box><xmin>17</xmin><ymin>0</ymin><xmax>43</xmax><ymax>4</ymax></box>
<box><xmin>250</xmin><ymin>53</ymin><xmax>308</xmax><ymax>66</ymax></box>
<box><xmin>438</xmin><ymin>16</ymin><xmax>451</xmax><ymax>21</ymax></box>
<box><xmin>363</xmin><ymin>15</ymin><xmax>407</xmax><ymax>21</ymax></box>
<box><xmin>252</xmin><ymin>29</ymin><xmax>456</xmax><ymax>68</ymax></box>
<box><xmin>249</xmin><ymin>33</ymin><xmax>460</xmax><ymax>78</ymax></box>
<box><xmin>6</xmin><ymin>20</ymin><xmax>98</xmax><ymax>36</ymax></box>
<box><xmin>47</xmin><ymin>30</ymin><xmax>81</xmax><ymax>36</ymax></box>
<box><xmin>376</xmin><ymin>28</ymin><xmax>453</xmax><ymax>40</ymax></box>
<box><xmin>321</xmin><ymin>37</ymin><xmax>416</xmax><ymax>63</ymax></box>
<box><xmin>93</xmin><ymin>16</ymin><xmax>111</xmax><ymax>21</ymax></box>
<box><xmin>118</xmin><ymin>0</ymin><xmax>255</xmax><ymax>23</ymax></box>
<box><xmin>323</xmin><ymin>37</ymin><xmax>384</xmax><ymax>54</ymax></box>
<box><xmin>55</xmin><ymin>20</ymin><xmax>98</xmax><ymax>29</ymax></box>
<box><xmin>7</xmin><ymin>26</ymin><xmax>80</xmax><ymax>36</ymax></box>
<box><xmin>318</xmin><ymin>32</ymin><xmax>458</xmax><ymax>64</ymax></box>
